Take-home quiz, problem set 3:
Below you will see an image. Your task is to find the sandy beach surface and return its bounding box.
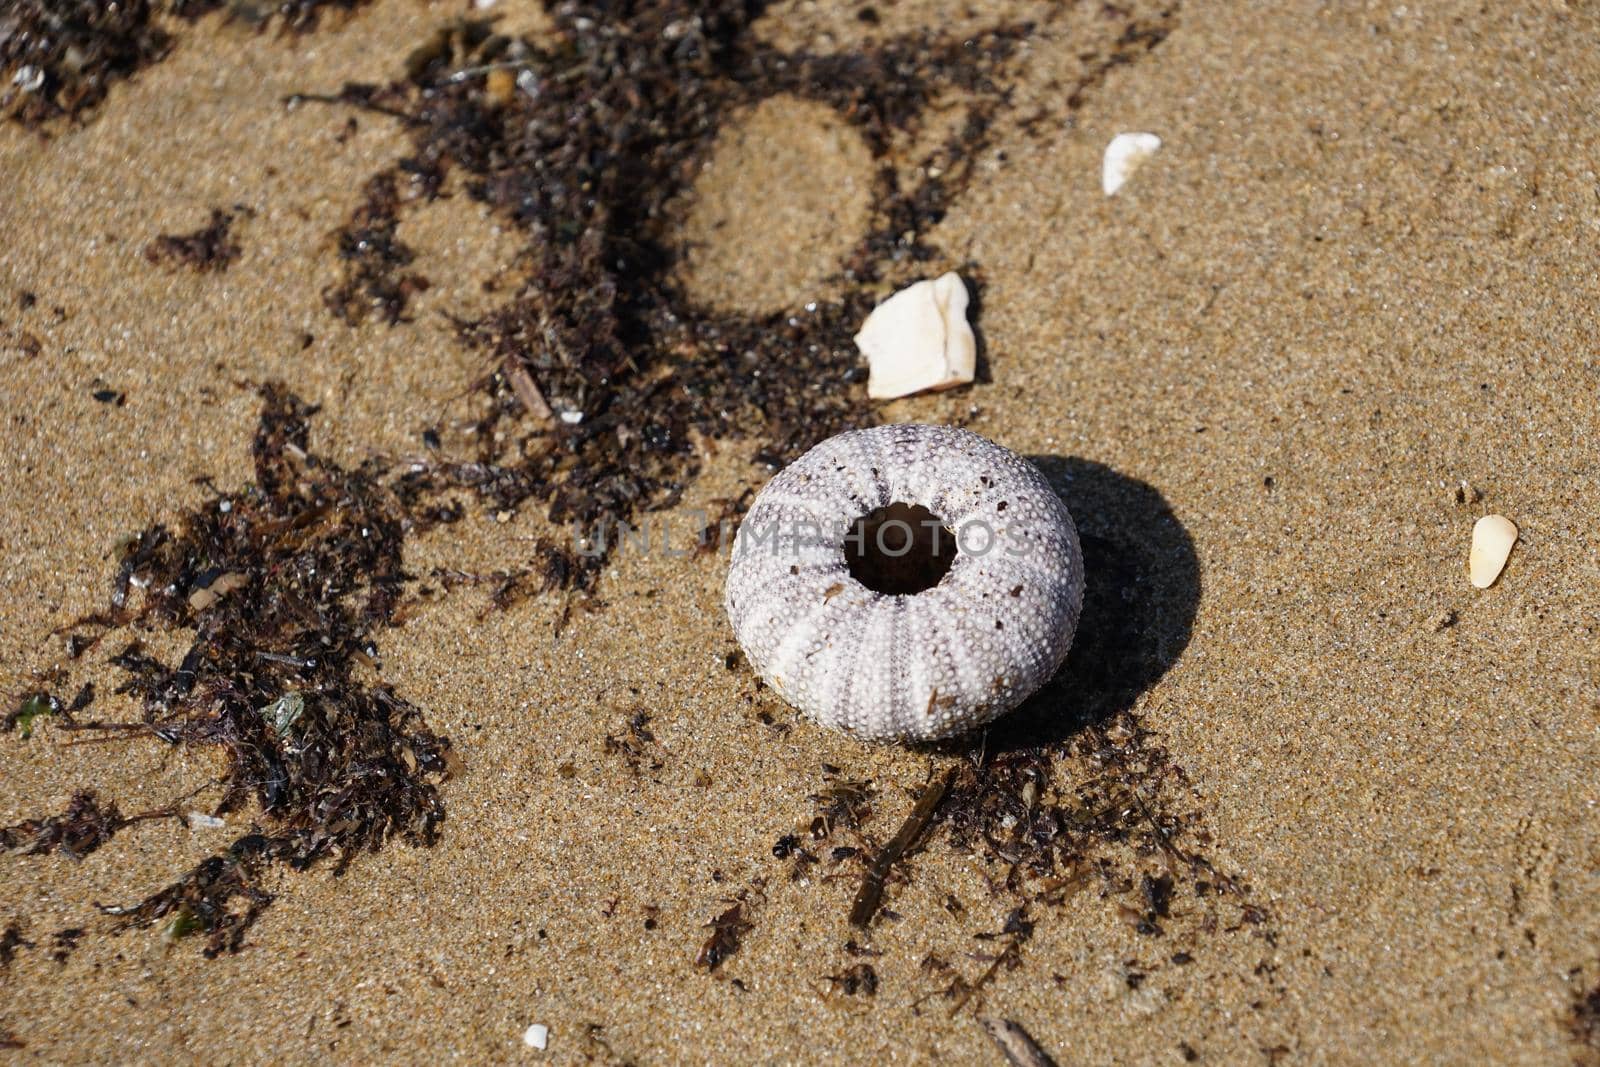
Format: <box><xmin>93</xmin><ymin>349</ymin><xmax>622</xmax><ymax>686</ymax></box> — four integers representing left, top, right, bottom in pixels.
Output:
<box><xmin>2</xmin><ymin>1</ymin><xmax>1598</xmax><ymax>1063</ymax></box>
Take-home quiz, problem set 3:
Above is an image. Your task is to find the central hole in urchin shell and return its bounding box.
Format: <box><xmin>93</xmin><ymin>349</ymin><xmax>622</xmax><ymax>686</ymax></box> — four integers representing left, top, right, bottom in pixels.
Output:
<box><xmin>844</xmin><ymin>502</ymin><xmax>958</xmax><ymax>596</ymax></box>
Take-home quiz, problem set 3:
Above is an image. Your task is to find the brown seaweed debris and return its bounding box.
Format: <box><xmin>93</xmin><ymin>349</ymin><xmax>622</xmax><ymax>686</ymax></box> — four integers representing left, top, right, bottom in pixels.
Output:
<box><xmin>601</xmin><ymin>710</ymin><xmax>664</xmax><ymax>776</ymax></box>
<box><xmin>17</xmin><ymin>383</ymin><xmax>454</xmax><ymax>957</ymax></box>
<box><xmin>0</xmin><ymin>790</ymin><xmax>157</xmax><ymax>860</ymax></box>
<box><xmin>943</xmin><ymin>907</ymin><xmax>1033</xmax><ymax>1017</ymax></box>
<box><xmin>306</xmin><ymin>1</ymin><xmax>1118</xmax><ymax>592</ymax></box>
<box><xmin>144</xmin><ymin>207</ymin><xmax>246</xmax><ymax>272</ymax></box>
<box><xmin>763</xmin><ymin>708</ymin><xmax>1274</xmax><ymax>1012</ymax></box>
<box><xmin>695</xmin><ymin>896</ymin><xmax>755</xmax><ymax>972</ymax></box>
<box><xmin>910</xmin><ymin>709</ymin><xmax>1276</xmax><ymax>1011</ymax></box>
<box><xmin>823</xmin><ymin>962</ymin><xmax>878</xmax><ymax>998</ymax></box>
<box><xmin>48</xmin><ymin>927</ymin><xmax>84</xmax><ymax>964</ymax></box>
<box><xmin>0</xmin><ymin>0</ymin><xmax>374</xmax><ymax>130</ymax></box>
<box><xmin>937</xmin><ymin>712</ymin><xmax>1250</xmax><ymax>913</ymax></box>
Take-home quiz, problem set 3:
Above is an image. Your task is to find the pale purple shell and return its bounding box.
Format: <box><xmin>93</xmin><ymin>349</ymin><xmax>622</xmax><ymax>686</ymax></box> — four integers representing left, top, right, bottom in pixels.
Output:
<box><xmin>724</xmin><ymin>424</ymin><xmax>1084</xmax><ymax>742</ymax></box>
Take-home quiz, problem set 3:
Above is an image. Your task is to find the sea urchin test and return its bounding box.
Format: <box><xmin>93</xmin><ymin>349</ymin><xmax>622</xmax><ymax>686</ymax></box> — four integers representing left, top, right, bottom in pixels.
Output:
<box><xmin>725</xmin><ymin>425</ymin><xmax>1084</xmax><ymax>742</ymax></box>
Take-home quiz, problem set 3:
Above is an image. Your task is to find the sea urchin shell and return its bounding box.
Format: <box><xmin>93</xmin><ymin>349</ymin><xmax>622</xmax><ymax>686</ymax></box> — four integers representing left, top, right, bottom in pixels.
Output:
<box><xmin>725</xmin><ymin>425</ymin><xmax>1084</xmax><ymax>742</ymax></box>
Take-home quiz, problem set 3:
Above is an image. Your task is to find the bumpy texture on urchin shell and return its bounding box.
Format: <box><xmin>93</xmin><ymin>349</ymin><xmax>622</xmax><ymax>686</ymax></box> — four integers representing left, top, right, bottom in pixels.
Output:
<box><xmin>725</xmin><ymin>424</ymin><xmax>1084</xmax><ymax>742</ymax></box>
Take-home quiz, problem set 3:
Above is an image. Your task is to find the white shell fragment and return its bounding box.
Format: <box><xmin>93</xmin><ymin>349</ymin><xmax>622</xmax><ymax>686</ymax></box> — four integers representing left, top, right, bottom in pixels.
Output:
<box><xmin>854</xmin><ymin>272</ymin><xmax>977</xmax><ymax>400</ymax></box>
<box><xmin>1102</xmin><ymin>132</ymin><xmax>1162</xmax><ymax>196</ymax></box>
<box><xmin>522</xmin><ymin>1023</ymin><xmax>549</xmax><ymax>1050</ymax></box>
<box><xmin>725</xmin><ymin>425</ymin><xmax>1084</xmax><ymax>742</ymax></box>
<box><xmin>13</xmin><ymin>65</ymin><xmax>45</xmax><ymax>93</ymax></box>
<box><xmin>1468</xmin><ymin>514</ymin><xmax>1518</xmax><ymax>588</ymax></box>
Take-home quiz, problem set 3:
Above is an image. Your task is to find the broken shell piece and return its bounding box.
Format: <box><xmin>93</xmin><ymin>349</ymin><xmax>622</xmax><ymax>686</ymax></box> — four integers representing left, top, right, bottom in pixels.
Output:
<box><xmin>854</xmin><ymin>272</ymin><xmax>976</xmax><ymax>400</ymax></box>
<box><xmin>187</xmin><ymin>571</ymin><xmax>248</xmax><ymax>612</ymax></box>
<box><xmin>1468</xmin><ymin>514</ymin><xmax>1517</xmax><ymax>589</ymax></box>
<box><xmin>1102</xmin><ymin>132</ymin><xmax>1162</xmax><ymax>196</ymax></box>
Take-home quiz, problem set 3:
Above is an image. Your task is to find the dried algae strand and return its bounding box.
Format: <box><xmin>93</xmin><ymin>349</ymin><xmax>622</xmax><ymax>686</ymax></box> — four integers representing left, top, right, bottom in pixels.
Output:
<box><xmin>850</xmin><ymin>767</ymin><xmax>956</xmax><ymax>927</ymax></box>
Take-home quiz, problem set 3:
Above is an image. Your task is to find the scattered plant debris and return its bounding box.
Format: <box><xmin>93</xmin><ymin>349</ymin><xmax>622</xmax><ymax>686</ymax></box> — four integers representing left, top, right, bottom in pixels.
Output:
<box><xmin>946</xmin><ymin>908</ymin><xmax>1033</xmax><ymax>1017</ymax></box>
<box><xmin>810</xmin><ymin>769</ymin><xmax>876</xmax><ymax>839</ymax></box>
<box><xmin>601</xmin><ymin>710</ymin><xmax>664</xmax><ymax>776</ymax></box>
<box><xmin>144</xmin><ymin>207</ymin><xmax>245</xmax><ymax>272</ymax></box>
<box><xmin>12</xmin><ymin>384</ymin><xmax>454</xmax><ymax>956</ymax></box>
<box><xmin>49</xmin><ymin>927</ymin><xmax>84</xmax><ymax>964</ymax></box>
<box><xmin>907</xmin><ymin>708</ymin><xmax>1277</xmax><ymax>1012</ymax></box>
<box><xmin>0</xmin><ymin>0</ymin><xmax>172</xmax><ymax>128</ymax></box>
<box><xmin>169</xmin><ymin>0</ymin><xmax>373</xmax><ymax>34</ymax></box>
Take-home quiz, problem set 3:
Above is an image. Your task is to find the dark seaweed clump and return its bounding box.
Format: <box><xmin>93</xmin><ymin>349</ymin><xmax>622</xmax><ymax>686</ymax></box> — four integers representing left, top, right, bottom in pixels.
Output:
<box><xmin>313</xmin><ymin>2</ymin><xmax>1094</xmax><ymax>592</ymax></box>
<box><xmin>0</xmin><ymin>922</ymin><xmax>29</xmax><ymax>968</ymax></box>
<box><xmin>0</xmin><ymin>790</ymin><xmax>129</xmax><ymax>860</ymax></box>
<box><xmin>20</xmin><ymin>384</ymin><xmax>453</xmax><ymax>956</ymax></box>
<box><xmin>1575</xmin><ymin>976</ymin><xmax>1600</xmax><ymax>1058</ymax></box>
<box><xmin>0</xmin><ymin>0</ymin><xmax>172</xmax><ymax>127</ymax></box>
<box><xmin>321</xmin><ymin>173</ymin><xmax>429</xmax><ymax>325</ymax></box>
<box><xmin>144</xmin><ymin>207</ymin><xmax>245</xmax><ymax>272</ymax></box>
<box><xmin>0</xmin><ymin>0</ymin><xmax>372</xmax><ymax>129</ymax></box>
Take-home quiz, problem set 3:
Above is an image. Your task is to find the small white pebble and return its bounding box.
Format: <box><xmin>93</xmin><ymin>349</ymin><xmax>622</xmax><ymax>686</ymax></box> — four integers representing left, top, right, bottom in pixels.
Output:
<box><xmin>522</xmin><ymin>1023</ymin><xmax>549</xmax><ymax>1050</ymax></box>
<box><xmin>1469</xmin><ymin>514</ymin><xmax>1517</xmax><ymax>588</ymax></box>
<box><xmin>560</xmin><ymin>410</ymin><xmax>584</xmax><ymax>425</ymax></box>
<box><xmin>187</xmin><ymin>812</ymin><xmax>225</xmax><ymax>829</ymax></box>
<box><xmin>13</xmin><ymin>65</ymin><xmax>44</xmax><ymax>93</ymax></box>
<box><xmin>1102</xmin><ymin>132</ymin><xmax>1162</xmax><ymax>196</ymax></box>
<box><xmin>854</xmin><ymin>272</ymin><xmax>976</xmax><ymax>400</ymax></box>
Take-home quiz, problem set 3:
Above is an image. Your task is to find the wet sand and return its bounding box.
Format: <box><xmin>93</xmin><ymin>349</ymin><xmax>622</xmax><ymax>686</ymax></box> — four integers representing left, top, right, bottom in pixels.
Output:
<box><xmin>2</xmin><ymin>1</ymin><xmax>1599</xmax><ymax>1063</ymax></box>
